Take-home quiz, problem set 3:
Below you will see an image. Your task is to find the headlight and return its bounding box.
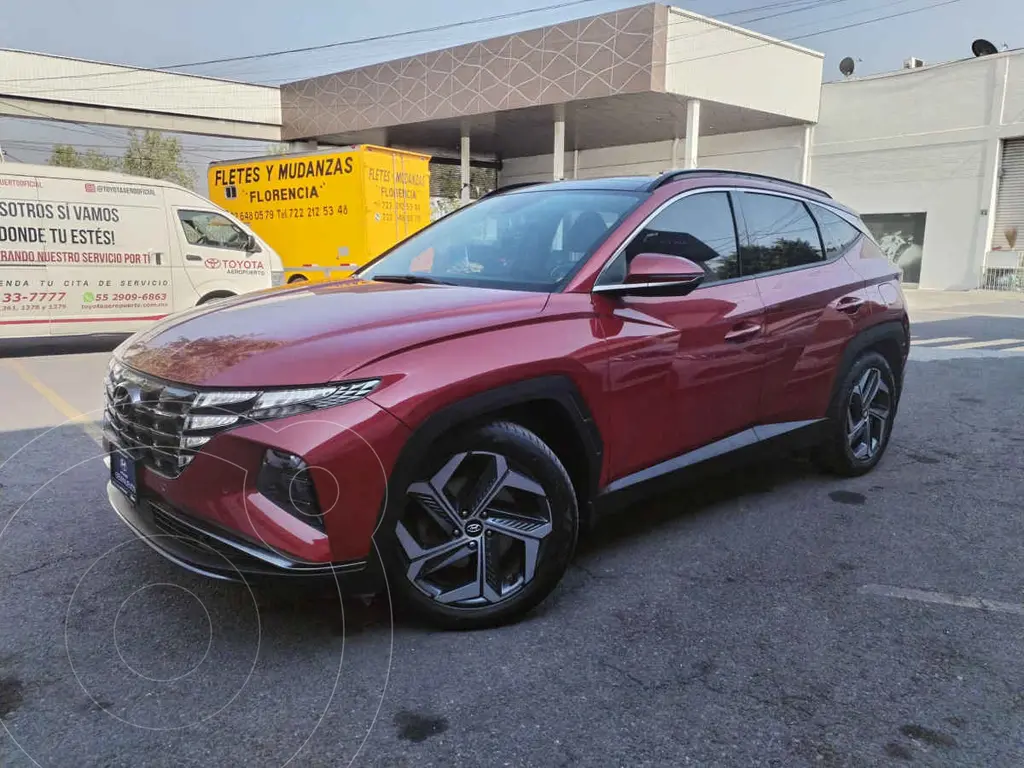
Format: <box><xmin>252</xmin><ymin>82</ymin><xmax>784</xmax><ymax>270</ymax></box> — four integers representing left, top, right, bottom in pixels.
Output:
<box><xmin>178</xmin><ymin>379</ymin><xmax>380</xmax><ymax>453</ymax></box>
<box><xmin>192</xmin><ymin>379</ymin><xmax>380</xmax><ymax>425</ymax></box>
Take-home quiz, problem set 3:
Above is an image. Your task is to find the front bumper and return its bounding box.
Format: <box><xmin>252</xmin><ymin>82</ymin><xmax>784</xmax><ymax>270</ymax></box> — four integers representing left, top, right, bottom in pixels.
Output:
<box><xmin>106</xmin><ymin>478</ymin><xmax>385</xmax><ymax>591</ymax></box>
<box><xmin>102</xmin><ymin>391</ymin><xmax>411</xmax><ymax>586</ymax></box>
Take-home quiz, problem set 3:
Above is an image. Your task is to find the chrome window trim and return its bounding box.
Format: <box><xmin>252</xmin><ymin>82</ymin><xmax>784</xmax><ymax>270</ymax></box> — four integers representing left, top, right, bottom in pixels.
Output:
<box><xmin>592</xmin><ymin>278</ymin><xmax>702</xmax><ymax>294</ymax></box>
<box><xmin>591</xmin><ymin>183</ymin><xmax>868</xmax><ymax>292</ymax></box>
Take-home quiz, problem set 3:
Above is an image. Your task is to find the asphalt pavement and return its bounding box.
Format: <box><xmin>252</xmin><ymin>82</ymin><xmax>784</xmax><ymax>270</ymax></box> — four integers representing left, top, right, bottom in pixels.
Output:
<box><xmin>1</xmin><ymin>290</ymin><xmax>1023</xmax><ymax>767</ymax></box>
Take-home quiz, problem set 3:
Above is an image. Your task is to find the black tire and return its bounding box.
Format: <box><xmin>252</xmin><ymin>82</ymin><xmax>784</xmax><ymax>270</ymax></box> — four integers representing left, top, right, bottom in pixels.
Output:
<box><xmin>288</xmin><ymin>274</ymin><xmax>309</xmax><ymax>284</ymax></box>
<box><xmin>380</xmin><ymin>420</ymin><xmax>579</xmax><ymax>630</ymax></box>
<box><xmin>815</xmin><ymin>350</ymin><xmax>898</xmax><ymax>477</ymax></box>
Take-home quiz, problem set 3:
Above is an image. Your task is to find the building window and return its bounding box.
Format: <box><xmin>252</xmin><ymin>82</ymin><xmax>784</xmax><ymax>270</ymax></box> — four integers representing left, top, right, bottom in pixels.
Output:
<box><xmin>861</xmin><ymin>213</ymin><xmax>927</xmax><ymax>284</ymax></box>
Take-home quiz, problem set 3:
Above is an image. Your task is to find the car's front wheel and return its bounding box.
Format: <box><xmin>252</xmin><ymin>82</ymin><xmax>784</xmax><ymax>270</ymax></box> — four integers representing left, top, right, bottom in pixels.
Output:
<box><xmin>382</xmin><ymin>421</ymin><xmax>579</xmax><ymax>630</ymax></box>
<box><xmin>816</xmin><ymin>350</ymin><xmax>898</xmax><ymax>477</ymax></box>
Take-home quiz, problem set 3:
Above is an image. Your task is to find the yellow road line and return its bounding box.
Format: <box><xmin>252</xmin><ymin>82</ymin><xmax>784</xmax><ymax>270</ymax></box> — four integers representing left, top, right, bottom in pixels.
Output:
<box><xmin>5</xmin><ymin>359</ymin><xmax>104</xmax><ymax>447</ymax></box>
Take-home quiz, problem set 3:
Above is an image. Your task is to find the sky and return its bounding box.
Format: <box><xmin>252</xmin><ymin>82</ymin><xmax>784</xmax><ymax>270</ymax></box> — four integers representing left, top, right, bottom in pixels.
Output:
<box><xmin>0</xmin><ymin>0</ymin><xmax>1021</xmax><ymax>194</ymax></box>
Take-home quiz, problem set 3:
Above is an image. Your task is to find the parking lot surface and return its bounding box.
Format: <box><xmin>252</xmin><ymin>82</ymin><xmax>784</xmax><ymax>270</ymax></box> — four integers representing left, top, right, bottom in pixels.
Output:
<box><xmin>1</xmin><ymin>292</ymin><xmax>1023</xmax><ymax>767</ymax></box>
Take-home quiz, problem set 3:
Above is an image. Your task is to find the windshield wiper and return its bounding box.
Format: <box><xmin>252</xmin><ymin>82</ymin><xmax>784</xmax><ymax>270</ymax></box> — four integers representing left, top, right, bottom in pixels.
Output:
<box><xmin>370</xmin><ymin>274</ymin><xmax>454</xmax><ymax>286</ymax></box>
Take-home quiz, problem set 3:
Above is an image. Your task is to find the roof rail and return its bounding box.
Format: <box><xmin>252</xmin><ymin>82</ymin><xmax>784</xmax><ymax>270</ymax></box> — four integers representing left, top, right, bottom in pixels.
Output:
<box><xmin>479</xmin><ymin>181</ymin><xmax>547</xmax><ymax>199</ymax></box>
<box><xmin>647</xmin><ymin>169</ymin><xmax>832</xmax><ymax>199</ymax></box>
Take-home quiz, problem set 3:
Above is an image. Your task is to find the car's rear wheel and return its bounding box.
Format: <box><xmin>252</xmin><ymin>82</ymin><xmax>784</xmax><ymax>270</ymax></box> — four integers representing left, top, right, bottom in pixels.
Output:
<box><xmin>816</xmin><ymin>350</ymin><xmax>897</xmax><ymax>477</ymax></box>
<box><xmin>382</xmin><ymin>421</ymin><xmax>579</xmax><ymax>630</ymax></box>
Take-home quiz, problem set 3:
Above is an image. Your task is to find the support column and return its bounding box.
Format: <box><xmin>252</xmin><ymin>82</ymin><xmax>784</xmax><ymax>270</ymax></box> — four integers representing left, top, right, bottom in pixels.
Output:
<box><xmin>683</xmin><ymin>99</ymin><xmax>700</xmax><ymax>169</ymax></box>
<box><xmin>553</xmin><ymin>107</ymin><xmax>566</xmax><ymax>181</ymax></box>
<box><xmin>460</xmin><ymin>132</ymin><xmax>471</xmax><ymax>203</ymax></box>
<box><xmin>572</xmin><ymin>149</ymin><xmax>579</xmax><ymax>179</ymax></box>
<box><xmin>800</xmin><ymin>125</ymin><xmax>814</xmax><ymax>184</ymax></box>
<box><xmin>670</xmin><ymin>137</ymin><xmax>680</xmax><ymax>169</ymax></box>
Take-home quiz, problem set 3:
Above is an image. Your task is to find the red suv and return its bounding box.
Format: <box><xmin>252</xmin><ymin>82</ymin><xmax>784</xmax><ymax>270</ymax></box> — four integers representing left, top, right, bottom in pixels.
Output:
<box><xmin>104</xmin><ymin>170</ymin><xmax>909</xmax><ymax>629</ymax></box>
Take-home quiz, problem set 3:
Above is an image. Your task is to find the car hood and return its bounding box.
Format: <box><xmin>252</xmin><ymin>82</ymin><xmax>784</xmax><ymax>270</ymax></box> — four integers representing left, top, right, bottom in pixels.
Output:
<box><xmin>116</xmin><ymin>279</ymin><xmax>549</xmax><ymax>387</ymax></box>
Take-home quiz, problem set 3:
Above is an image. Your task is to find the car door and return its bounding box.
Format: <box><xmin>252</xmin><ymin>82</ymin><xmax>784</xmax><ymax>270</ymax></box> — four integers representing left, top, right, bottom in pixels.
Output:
<box><xmin>734</xmin><ymin>190</ymin><xmax>872</xmax><ymax>426</ymax></box>
<box><xmin>592</xmin><ymin>190</ymin><xmax>767</xmax><ymax>480</ymax></box>
<box><xmin>174</xmin><ymin>208</ymin><xmax>268</xmax><ymax>302</ymax></box>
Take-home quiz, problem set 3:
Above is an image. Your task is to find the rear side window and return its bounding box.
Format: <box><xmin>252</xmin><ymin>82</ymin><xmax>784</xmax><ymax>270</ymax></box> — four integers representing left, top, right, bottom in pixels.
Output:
<box><xmin>738</xmin><ymin>192</ymin><xmax>824</xmax><ymax>276</ymax></box>
<box><xmin>602</xmin><ymin>191</ymin><xmax>740</xmax><ymax>284</ymax></box>
<box><xmin>810</xmin><ymin>203</ymin><xmax>862</xmax><ymax>258</ymax></box>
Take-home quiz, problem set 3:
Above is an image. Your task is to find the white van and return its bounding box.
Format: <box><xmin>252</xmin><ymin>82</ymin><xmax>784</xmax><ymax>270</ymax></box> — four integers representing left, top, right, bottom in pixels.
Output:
<box><xmin>0</xmin><ymin>163</ymin><xmax>285</xmax><ymax>339</ymax></box>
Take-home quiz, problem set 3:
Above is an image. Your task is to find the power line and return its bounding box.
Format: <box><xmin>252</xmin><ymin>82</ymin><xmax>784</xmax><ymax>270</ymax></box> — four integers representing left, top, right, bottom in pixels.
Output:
<box><xmin>4</xmin><ymin>0</ymin><xmax>965</xmax><ymax>112</ymax></box>
<box><xmin>0</xmin><ymin>0</ymin><xmax>976</xmax><ymax>159</ymax></box>
<box><xmin>13</xmin><ymin>0</ymin><xmax>972</xmax><ymax>106</ymax></box>
<box><xmin>0</xmin><ymin>0</ymin><xmax>886</xmax><ymax>90</ymax></box>
<box><xmin>0</xmin><ymin>0</ymin><xmax>608</xmax><ymax>86</ymax></box>
<box><xmin>6</xmin><ymin>0</ymin><xmax>854</xmax><ymax>97</ymax></box>
<box><xmin>662</xmin><ymin>0</ymin><xmax>968</xmax><ymax>67</ymax></box>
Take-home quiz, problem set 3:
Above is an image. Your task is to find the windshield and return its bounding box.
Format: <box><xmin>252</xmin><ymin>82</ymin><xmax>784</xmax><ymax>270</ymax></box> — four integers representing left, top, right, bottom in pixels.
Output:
<box><xmin>357</xmin><ymin>188</ymin><xmax>645</xmax><ymax>292</ymax></box>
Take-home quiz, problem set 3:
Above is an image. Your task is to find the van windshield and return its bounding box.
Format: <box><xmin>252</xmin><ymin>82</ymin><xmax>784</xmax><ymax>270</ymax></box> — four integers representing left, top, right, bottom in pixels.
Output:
<box><xmin>356</xmin><ymin>188</ymin><xmax>644</xmax><ymax>292</ymax></box>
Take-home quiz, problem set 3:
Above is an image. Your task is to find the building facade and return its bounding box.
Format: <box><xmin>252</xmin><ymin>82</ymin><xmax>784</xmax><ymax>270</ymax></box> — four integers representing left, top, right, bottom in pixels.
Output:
<box><xmin>500</xmin><ymin>48</ymin><xmax>1024</xmax><ymax>291</ymax></box>
<box><xmin>9</xmin><ymin>3</ymin><xmax>1022</xmax><ymax>292</ymax></box>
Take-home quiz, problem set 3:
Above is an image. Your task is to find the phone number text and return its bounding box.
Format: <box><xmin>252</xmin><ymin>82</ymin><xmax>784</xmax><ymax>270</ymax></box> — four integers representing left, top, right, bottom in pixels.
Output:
<box><xmin>3</xmin><ymin>292</ymin><xmax>67</xmax><ymax>303</ymax></box>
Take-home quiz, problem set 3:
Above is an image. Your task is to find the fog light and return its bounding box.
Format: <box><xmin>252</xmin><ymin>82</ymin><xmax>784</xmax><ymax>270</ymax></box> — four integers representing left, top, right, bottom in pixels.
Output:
<box><xmin>257</xmin><ymin>448</ymin><xmax>324</xmax><ymax>532</ymax></box>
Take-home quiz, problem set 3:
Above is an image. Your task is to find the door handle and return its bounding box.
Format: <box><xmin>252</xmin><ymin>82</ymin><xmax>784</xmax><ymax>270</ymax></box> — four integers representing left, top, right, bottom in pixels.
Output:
<box><xmin>186</xmin><ymin>254</ymin><xmax>203</xmax><ymax>262</ymax></box>
<box><xmin>724</xmin><ymin>322</ymin><xmax>762</xmax><ymax>342</ymax></box>
<box><xmin>834</xmin><ymin>295</ymin><xmax>865</xmax><ymax>314</ymax></box>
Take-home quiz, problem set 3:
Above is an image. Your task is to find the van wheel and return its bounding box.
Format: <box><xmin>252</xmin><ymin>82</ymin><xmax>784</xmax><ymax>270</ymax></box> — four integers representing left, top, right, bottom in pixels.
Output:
<box><xmin>380</xmin><ymin>421</ymin><xmax>579</xmax><ymax>630</ymax></box>
<box><xmin>197</xmin><ymin>291</ymin><xmax>234</xmax><ymax>306</ymax></box>
<box><xmin>288</xmin><ymin>275</ymin><xmax>308</xmax><ymax>284</ymax></box>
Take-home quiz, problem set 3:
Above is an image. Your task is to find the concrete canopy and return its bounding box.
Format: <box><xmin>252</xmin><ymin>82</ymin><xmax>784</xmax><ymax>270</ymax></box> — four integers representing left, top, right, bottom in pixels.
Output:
<box><xmin>281</xmin><ymin>3</ymin><xmax>823</xmax><ymax>160</ymax></box>
<box><xmin>0</xmin><ymin>49</ymin><xmax>282</xmax><ymax>140</ymax></box>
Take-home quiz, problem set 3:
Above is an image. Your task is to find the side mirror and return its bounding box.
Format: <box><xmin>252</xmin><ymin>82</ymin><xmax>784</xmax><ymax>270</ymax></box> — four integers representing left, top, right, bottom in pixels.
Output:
<box><xmin>594</xmin><ymin>252</ymin><xmax>705</xmax><ymax>296</ymax></box>
<box><xmin>246</xmin><ymin>233</ymin><xmax>262</xmax><ymax>253</ymax></box>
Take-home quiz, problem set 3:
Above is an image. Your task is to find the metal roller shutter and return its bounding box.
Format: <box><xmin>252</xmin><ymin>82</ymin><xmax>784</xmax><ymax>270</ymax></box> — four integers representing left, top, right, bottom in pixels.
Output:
<box><xmin>992</xmin><ymin>138</ymin><xmax>1024</xmax><ymax>251</ymax></box>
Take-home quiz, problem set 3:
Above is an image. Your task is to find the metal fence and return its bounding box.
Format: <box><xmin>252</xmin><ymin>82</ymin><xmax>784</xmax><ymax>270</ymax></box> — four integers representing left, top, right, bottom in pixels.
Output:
<box><xmin>429</xmin><ymin>161</ymin><xmax>497</xmax><ymax>200</ymax></box>
<box><xmin>980</xmin><ymin>265</ymin><xmax>1024</xmax><ymax>291</ymax></box>
<box><xmin>428</xmin><ymin>161</ymin><xmax>499</xmax><ymax>221</ymax></box>
<box><xmin>979</xmin><ymin>251</ymin><xmax>1024</xmax><ymax>292</ymax></box>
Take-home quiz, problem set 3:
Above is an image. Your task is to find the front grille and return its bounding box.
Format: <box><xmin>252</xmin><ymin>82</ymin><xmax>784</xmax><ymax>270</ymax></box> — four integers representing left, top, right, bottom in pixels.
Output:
<box><xmin>103</xmin><ymin>363</ymin><xmax>256</xmax><ymax>477</ymax></box>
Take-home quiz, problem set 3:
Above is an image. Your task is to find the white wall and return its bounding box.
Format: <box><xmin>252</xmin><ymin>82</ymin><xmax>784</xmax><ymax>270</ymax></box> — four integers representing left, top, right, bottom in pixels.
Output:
<box><xmin>665</xmin><ymin>8</ymin><xmax>822</xmax><ymax>123</ymax></box>
<box><xmin>499</xmin><ymin>126</ymin><xmax>805</xmax><ymax>185</ymax></box>
<box><xmin>812</xmin><ymin>51</ymin><xmax>1024</xmax><ymax>290</ymax></box>
<box><xmin>0</xmin><ymin>50</ymin><xmax>281</xmax><ymax>138</ymax></box>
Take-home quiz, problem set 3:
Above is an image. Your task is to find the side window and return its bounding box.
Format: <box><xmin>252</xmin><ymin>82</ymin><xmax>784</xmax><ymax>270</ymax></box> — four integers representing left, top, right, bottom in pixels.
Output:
<box><xmin>810</xmin><ymin>203</ymin><xmax>862</xmax><ymax>258</ymax></box>
<box><xmin>178</xmin><ymin>210</ymin><xmax>249</xmax><ymax>251</ymax></box>
<box><xmin>738</xmin><ymin>193</ymin><xmax>824</xmax><ymax>276</ymax></box>
<box><xmin>601</xmin><ymin>192</ymin><xmax>740</xmax><ymax>285</ymax></box>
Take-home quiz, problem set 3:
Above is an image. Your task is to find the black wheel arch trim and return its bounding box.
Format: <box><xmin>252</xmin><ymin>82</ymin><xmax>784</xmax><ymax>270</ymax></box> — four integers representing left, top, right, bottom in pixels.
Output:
<box><xmin>379</xmin><ymin>375</ymin><xmax>603</xmax><ymax>524</ymax></box>
<box><xmin>197</xmin><ymin>290</ymin><xmax>236</xmax><ymax>305</ymax></box>
<box><xmin>828</xmin><ymin>319</ymin><xmax>909</xmax><ymax>410</ymax></box>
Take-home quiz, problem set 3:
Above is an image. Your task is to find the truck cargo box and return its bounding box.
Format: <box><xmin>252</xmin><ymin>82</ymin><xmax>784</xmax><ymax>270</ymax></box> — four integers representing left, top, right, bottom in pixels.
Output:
<box><xmin>209</xmin><ymin>144</ymin><xmax>431</xmax><ymax>283</ymax></box>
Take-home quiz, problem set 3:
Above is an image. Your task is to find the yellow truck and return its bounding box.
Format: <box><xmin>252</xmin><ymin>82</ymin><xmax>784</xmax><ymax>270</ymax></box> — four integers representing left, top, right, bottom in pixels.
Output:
<box><xmin>208</xmin><ymin>144</ymin><xmax>432</xmax><ymax>283</ymax></box>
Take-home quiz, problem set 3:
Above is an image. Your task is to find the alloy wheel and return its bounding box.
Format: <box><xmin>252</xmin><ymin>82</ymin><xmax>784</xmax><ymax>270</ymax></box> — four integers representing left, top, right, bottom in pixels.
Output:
<box><xmin>396</xmin><ymin>451</ymin><xmax>553</xmax><ymax>607</ymax></box>
<box><xmin>846</xmin><ymin>366</ymin><xmax>892</xmax><ymax>461</ymax></box>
